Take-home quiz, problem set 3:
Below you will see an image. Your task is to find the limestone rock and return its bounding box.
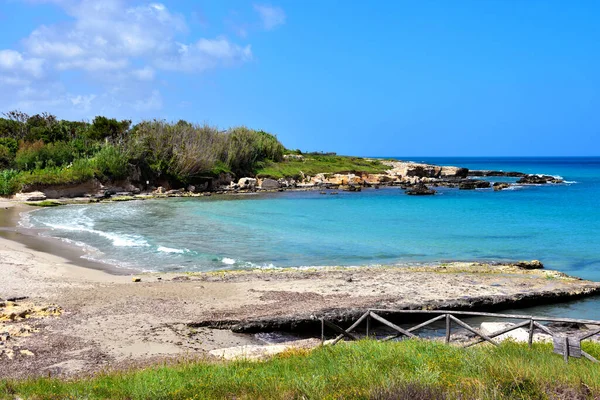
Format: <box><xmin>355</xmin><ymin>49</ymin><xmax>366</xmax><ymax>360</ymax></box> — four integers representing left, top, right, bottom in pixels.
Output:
<box><xmin>440</xmin><ymin>166</ymin><xmax>469</xmax><ymax>178</ymax></box>
<box><xmin>480</xmin><ymin>322</ymin><xmax>551</xmax><ymax>343</ymax></box>
<box><xmin>14</xmin><ymin>191</ymin><xmax>47</xmax><ymax>202</ymax></box>
<box><xmin>458</xmin><ymin>180</ymin><xmax>491</xmax><ymax>190</ymax></box>
<box><xmin>405</xmin><ymin>183</ymin><xmax>435</xmax><ymax>196</ymax></box>
<box><xmin>209</xmin><ymin>338</ymin><xmax>320</xmax><ymax>360</ymax></box>
<box><xmin>517</xmin><ymin>175</ymin><xmax>564</xmax><ymax>184</ymax></box>
<box><xmin>283</xmin><ymin>154</ymin><xmax>304</xmax><ymax>160</ymax></box>
<box><xmin>260</xmin><ymin>178</ymin><xmax>280</xmax><ymax>190</ymax></box>
<box><xmin>238</xmin><ymin>178</ymin><xmax>257</xmax><ymax>190</ymax></box>
<box><xmin>515</xmin><ymin>260</ymin><xmax>544</xmax><ymax>270</ymax></box>
<box><xmin>493</xmin><ymin>182</ymin><xmax>510</xmax><ymax>191</ymax></box>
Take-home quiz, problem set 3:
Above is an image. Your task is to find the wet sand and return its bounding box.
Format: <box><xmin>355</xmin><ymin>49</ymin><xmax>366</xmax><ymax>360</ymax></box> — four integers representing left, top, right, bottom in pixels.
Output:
<box><xmin>1</xmin><ymin>200</ymin><xmax>600</xmax><ymax>378</ymax></box>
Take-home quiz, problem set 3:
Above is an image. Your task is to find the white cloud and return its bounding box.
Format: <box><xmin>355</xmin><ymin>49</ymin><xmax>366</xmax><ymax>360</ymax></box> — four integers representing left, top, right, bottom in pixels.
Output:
<box><xmin>132</xmin><ymin>66</ymin><xmax>155</xmax><ymax>81</ymax></box>
<box><xmin>254</xmin><ymin>4</ymin><xmax>286</xmax><ymax>30</ymax></box>
<box><xmin>56</xmin><ymin>57</ymin><xmax>129</xmax><ymax>71</ymax></box>
<box><xmin>0</xmin><ymin>1</ymin><xmax>264</xmax><ymax>117</ymax></box>
<box><xmin>157</xmin><ymin>38</ymin><xmax>252</xmax><ymax>72</ymax></box>
<box><xmin>0</xmin><ymin>49</ymin><xmax>45</xmax><ymax>77</ymax></box>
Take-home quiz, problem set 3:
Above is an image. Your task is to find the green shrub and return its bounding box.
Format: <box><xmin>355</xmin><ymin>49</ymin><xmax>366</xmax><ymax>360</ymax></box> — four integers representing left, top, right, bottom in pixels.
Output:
<box><xmin>88</xmin><ymin>116</ymin><xmax>131</xmax><ymax>141</ymax></box>
<box><xmin>225</xmin><ymin>127</ymin><xmax>284</xmax><ymax>175</ymax></box>
<box><xmin>0</xmin><ymin>169</ymin><xmax>20</xmax><ymax>195</ymax></box>
<box><xmin>95</xmin><ymin>145</ymin><xmax>129</xmax><ymax>180</ymax></box>
<box><xmin>0</xmin><ymin>137</ymin><xmax>18</xmax><ymax>154</ymax></box>
<box><xmin>0</xmin><ymin>145</ymin><xmax>14</xmax><ymax>169</ymax></box>
<box><xmin>17</xmin><ymin>159</ymin><xmax>96</xmax><ymax>186</ymax></box>
<box><xmin>15</xmin><ymin>141</ymin><xmax>77</xmax><ymax>171</ymax></box>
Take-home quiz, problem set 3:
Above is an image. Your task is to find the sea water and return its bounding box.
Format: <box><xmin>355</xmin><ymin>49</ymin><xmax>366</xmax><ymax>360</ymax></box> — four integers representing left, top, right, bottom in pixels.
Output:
<box><xmin>23</xmin><ymin>157</ymin><xmax>600</xmax><ymax>317</ymax></box>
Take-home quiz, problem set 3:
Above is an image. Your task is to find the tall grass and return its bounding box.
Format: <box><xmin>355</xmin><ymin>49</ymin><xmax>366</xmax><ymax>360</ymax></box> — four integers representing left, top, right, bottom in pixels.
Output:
<box><xmin>130</xmin><ymin>121</ymin><xmax>284</xmax><ymax>182</ymax></box>
<box><xmin>2</xmin><ymin>340</ymin><xmax>599</xmax><ymax>399</ymax></box>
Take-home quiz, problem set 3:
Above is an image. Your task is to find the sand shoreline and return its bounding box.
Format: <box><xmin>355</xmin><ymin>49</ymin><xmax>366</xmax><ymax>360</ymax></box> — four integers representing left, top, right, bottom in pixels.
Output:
<box><xmin>2</xmin><ymin>199</ymin><xmax>600</xmax><ymax>378</ymax></box>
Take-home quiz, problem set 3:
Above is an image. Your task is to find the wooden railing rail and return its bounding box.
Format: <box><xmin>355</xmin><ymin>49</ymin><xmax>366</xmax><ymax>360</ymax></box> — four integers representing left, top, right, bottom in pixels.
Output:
<box><xmin>320</xmin><ymin>309</ymin><xmax>600</xmax><ymax>363</ymax></box>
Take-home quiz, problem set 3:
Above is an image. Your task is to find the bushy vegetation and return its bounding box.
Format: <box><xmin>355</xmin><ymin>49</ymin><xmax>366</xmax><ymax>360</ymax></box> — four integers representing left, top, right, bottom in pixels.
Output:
<box><xmin>0</xmin><ymin>111</ymin><xmax>287</xmax><ymax>195</ymax></box>
<box><xmin>2</xmin><ymin>340</ymin><xmax>600</xmax><ymax>399</ymax></box>
<box><xmin>257</xmin><ymin>154</ymin><xmax>388</xmax><ymax>180</ymax></box>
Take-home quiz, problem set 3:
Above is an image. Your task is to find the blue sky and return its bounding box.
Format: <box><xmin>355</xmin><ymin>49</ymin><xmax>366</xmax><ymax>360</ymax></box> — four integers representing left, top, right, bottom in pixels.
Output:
<box><xmin>0</xmin><ymin>1</ymin><xmax>598</xmax><ymax>156</ymax></box>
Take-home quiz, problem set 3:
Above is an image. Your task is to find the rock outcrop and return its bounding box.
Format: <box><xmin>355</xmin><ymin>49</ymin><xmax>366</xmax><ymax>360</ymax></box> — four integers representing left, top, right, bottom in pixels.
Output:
<box><xmin>517</xmin><ymin>175</ymin><xmax>564</xmax><ymax>184</ymax></box>
<box><xmin>458</xmin><ymin>180</ymin><xmax>492</xmax><ymax>190</ymax></box>
<box><xmin>515</xmin><ymin>260</ymin><xmax>544</xmax><ymax>270</ymax></box>
<box><xmin>237</xmin><ymin>178</ymin><xmax>257</xmax><ymax>190</ymax></box>
<box><xmin>14</xmin><ymin>192</ymin><xmax>47</xmax><ymax>202</ymax></box>
<box><xmin>405</xmin><ymin>183</ymin><xmax>436</xmax><ymax>196</ymax></box>
<box><xmin>493</xmin><ymin>182</ymin><xmax>510</xmax><ymax>191</ymax></box>
<box><xmin>259</xmin><ymin>178</ymin><xmax>280</xmax><ymax>190</ymax></box>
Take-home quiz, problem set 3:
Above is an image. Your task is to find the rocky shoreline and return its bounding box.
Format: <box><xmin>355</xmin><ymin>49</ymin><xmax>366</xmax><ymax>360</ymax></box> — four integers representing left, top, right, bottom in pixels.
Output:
<box><xmin>12</xmin><ymin>159</ymin><xmax>567</xmax><ymax>202</ymax></box>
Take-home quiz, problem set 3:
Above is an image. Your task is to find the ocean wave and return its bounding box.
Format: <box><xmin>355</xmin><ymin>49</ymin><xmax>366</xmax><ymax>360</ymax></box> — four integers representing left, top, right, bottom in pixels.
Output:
<box><xmin>39</xmin><ymin>222</ymin><xmax>149</xmax><ymax>248</ymax></box>
<box><xmin>221</xmin><ymin>257</ymin><xmax>236</xmax><ymax>265</ymax></box>
<box><xmin>157</xmin><ymin>246</ymin><xmax>187</xmax><ymax>254</ymax></box>
<box><xmin>18</xmin><ymin>211</ymin><xmax>33</xmax><ymax>228</ymax></box>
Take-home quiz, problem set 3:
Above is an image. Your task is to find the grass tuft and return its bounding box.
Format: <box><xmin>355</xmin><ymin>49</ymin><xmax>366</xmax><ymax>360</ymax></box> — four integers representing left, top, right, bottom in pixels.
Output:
<box><xmin>24</xmin><ymin>200</ymin><xmax>62</xmax><ymax>207</ymax></box>
<box><xmin>2</xmin><ymin>340</ymin><xmax>600</xmax><ymax>399</ymax></box>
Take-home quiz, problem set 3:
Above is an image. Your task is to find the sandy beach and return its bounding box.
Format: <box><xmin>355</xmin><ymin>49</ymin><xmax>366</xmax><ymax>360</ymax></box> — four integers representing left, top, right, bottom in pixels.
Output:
<box><xmin>2</xmin><ymin>200</ymin><xmax>600</xmax><ymax>378</ymax></box>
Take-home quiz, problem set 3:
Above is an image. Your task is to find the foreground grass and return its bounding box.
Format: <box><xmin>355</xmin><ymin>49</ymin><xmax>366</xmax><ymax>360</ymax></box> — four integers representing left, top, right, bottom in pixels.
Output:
<box><xmin>256</xmin><ymin>155</ymin><xmax>388</xmax><ymax>179</ymax></box>
<box><xmin>2</xmin><ymin>340</ymin><xmax>600</xmax><ymax>399</ymax></box>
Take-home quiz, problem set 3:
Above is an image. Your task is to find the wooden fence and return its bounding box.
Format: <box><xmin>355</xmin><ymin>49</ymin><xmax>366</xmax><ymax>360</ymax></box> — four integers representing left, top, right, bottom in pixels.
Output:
<box><xmin>321</xmin><ymin>309</ymin><xmax>600</xmax><ymax>363</ymax></box>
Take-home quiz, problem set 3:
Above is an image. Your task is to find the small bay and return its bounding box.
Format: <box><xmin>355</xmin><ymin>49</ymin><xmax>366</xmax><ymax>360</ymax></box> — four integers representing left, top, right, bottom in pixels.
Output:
<box><xmin>26</xmin><ymin>157</ymin><xmax>600</xmax><ymax>284</ymax></box>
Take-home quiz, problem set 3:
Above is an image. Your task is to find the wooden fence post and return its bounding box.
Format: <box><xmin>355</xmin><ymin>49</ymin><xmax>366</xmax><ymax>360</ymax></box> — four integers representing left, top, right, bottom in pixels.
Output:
<box><xmin>445</xmin><ymin>314</ymin><xmax>451</xmax><ymax>344</ymax></box>
<box><xmin>528</xmin><ymin>319</ymin><xmax>534</xmax><ymax>347</ymax></box>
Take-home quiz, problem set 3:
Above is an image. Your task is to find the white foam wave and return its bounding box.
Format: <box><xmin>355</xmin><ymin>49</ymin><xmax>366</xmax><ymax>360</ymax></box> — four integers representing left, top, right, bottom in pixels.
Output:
<box><xmin>18</xmin><ymin>211</ymin><xmax>33</xmax><ymax>228</ymax></box>
<box><xmin>563</xmin><ymin>180</ymin><xmax>577</xmax><ymax>184</ymax></box>
<box><xmin>157</xmin><ymin>246</ymin><xmax>186</xmax><ymax>254</ymax></box>
<box><xmin>221</xmin><ymin>257</ymin><xmax>236</xmax><ymax>265</ymax></box>
<box><xmin>40</xmin><ymin>222</ymin><xmax>149</xmax><ymax>247</ymax></box>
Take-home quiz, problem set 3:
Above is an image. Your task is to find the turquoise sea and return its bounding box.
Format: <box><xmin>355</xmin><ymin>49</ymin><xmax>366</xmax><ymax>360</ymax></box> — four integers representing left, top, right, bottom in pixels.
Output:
<box><xmin>23</xmin><ymin>157</ymin><xmax>600</xmax><ymax>318</ymax></box>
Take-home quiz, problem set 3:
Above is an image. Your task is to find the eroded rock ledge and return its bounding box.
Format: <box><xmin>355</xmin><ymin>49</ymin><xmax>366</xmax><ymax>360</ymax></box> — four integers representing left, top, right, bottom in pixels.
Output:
<box><xmin>179</xmin><ymin>262</ymin><xmax>600</xmax><ymax>334</ymax></box>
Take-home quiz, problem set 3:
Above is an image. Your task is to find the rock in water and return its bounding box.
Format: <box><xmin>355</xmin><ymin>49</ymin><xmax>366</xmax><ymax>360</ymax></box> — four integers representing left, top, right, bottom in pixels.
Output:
<box><xmin>515</xmin><ymin>260</ymin><xmax>544</xmax><ymax>269</ymax></box>
<box><xmin>517</xmin><ymin>175</ymin><xmax>564</xmax><ymax>184</ymax></box>
<box><xmin>493</xmin><ymin>182</ymin><xmax>510</xmax><ymax>191</ymax></box>
<box><xmin>458</xmin><ymin>180</ymin><xmax>492</xmax><ymax>190</ymax></box>
<box><xmin>405</xmin><ymin>183</ymin><xmax>435</xmax><ymax>196</ymax></box>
